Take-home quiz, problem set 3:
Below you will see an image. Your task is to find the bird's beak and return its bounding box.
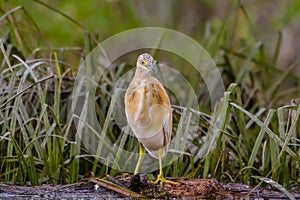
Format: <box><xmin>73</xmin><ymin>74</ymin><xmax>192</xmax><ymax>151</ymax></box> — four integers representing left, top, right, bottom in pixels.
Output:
<box><xmin>147</xmin><ymin>60</ymin><xmax>158</xmax><ymax>73</ymax></box>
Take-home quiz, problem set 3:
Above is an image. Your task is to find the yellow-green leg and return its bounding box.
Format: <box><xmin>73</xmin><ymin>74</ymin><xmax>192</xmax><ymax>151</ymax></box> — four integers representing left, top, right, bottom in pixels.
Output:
<box><xmin>151</xmin><ymin>148</ymin><xmax>177</xmax><ymax>185</ymax></box>
<box><xmin>134</xmin><ymin>143</ymin><xmax>144</xmax><ymax>174</ymax></box>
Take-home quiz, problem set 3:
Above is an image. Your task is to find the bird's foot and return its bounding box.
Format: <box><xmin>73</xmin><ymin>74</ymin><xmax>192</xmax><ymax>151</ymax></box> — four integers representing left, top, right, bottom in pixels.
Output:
<box><xmin>150</xmin><ymin>173</ymin><xmax>178</xmax><ymax>185</ymax></box>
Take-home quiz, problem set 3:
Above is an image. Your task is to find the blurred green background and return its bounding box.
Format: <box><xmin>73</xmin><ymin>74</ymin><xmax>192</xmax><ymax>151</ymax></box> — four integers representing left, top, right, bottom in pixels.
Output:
<box><xmin>5</xmin><ymin>0</ymin><xmax>300</xmax><ymax>45</ymax></box>
<box><xmin>2</xmin><ymin>0</ymin><xmax>300</xmax><ymax>76</ymax></box>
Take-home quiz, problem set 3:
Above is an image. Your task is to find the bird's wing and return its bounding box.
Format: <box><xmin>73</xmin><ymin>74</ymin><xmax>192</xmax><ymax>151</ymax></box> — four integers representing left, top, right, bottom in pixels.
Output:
<box><xmin>149</xmin><ymin>81</ymin><xmax>172</xmax><ymax>146</ymax></box>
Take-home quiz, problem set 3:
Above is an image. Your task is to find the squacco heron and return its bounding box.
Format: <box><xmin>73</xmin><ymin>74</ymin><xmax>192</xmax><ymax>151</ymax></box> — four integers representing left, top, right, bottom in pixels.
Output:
<box><xmin>125</xmin><ymin>53</ymin><xmax>174</xmax><ymax>184</ymax></box>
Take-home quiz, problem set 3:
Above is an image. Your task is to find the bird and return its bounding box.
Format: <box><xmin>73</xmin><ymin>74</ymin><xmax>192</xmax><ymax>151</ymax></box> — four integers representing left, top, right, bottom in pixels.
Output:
<box><xmin>124</xmin><ymin>53</ymin><xmax>175</xmax><ymax>184</ymax></box>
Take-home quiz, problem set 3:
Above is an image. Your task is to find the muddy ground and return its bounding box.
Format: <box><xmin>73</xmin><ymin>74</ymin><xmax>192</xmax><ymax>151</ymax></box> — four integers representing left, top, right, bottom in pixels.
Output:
<box><xmin>0</xmin><ymin>175</ymin><xmax>299</xmax><ymax>199</ymax></box>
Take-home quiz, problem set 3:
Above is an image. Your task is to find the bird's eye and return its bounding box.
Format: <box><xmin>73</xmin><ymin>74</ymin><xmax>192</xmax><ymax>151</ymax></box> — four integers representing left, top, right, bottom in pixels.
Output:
<box><xmin>141</xmin><ymin>61</ymin><xmax>146</xmax><ymax>65</ymax></box>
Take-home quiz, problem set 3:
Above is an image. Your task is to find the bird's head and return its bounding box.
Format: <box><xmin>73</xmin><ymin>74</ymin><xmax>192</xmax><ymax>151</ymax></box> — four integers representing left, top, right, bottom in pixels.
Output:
<box><xmin>136</xmin><ymin>53</ymin><xmax>157</xmax><ymax>73</ymax></box>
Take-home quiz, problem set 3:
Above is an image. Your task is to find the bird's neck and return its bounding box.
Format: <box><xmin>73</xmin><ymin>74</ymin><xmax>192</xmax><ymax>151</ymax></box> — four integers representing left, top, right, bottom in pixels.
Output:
<box><xmin>134</xmin><ymin>66</ymin><xmax>151</xmax><ymax>80</ymax></box>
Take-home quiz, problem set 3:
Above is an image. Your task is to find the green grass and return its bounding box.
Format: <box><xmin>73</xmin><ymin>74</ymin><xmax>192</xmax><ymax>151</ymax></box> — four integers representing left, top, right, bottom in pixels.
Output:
<box><xmin>0</xmin><ymin>0</ymin><xmax>299</xmax><ymax>196</ymax></box>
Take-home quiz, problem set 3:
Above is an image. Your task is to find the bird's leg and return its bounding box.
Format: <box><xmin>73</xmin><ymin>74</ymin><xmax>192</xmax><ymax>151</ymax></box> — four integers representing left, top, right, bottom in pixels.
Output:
<box><xmin>151</xmin><ymin>148</ymin><xmax>177</xmax><ymax>185</ymax></box>
<box><xmin>134</xmin><ymin>142</ymin><xmax>144</xmax><ymax>174</ymax></box>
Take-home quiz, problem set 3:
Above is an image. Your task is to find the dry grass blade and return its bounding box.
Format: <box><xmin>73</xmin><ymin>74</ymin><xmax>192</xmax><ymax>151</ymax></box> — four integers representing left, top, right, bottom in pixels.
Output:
<box><xmin>89</xmin><ymin>178</ymin><xmax>145</xmax><ymax>198</ymax></box>
<box><xmin>252</xmin><ymin>176</ymin><xmax>296</xmax><ymax>200</ymax></box>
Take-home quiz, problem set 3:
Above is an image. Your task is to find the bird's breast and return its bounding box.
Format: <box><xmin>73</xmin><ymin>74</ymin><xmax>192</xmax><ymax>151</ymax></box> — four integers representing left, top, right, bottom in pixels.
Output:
<box><xmin>125</xmin><ymin>79</ymin><xmax>170</xmax><ymax>139</ymax></box>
